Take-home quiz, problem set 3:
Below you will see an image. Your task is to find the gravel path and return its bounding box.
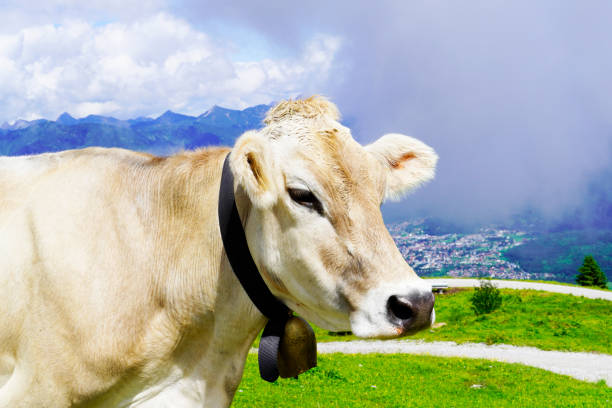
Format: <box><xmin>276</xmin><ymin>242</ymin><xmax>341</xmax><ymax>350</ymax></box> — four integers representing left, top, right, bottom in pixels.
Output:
<box><xmin>317</xmin><ymin>340</ymin><xmax>612</xmax><ymax>386</ymax></box>
<box><xmin>428</xmin><ymin>278</ymin><xmax>612</xmax><ymax>300</ymax></box>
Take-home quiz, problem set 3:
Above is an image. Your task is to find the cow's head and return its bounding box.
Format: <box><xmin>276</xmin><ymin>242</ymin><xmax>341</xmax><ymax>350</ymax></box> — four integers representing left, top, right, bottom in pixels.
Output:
<box><xmin>229</xmin><ymin>96</ymin><xmax>437</xmax><ymax>338</ymax></box>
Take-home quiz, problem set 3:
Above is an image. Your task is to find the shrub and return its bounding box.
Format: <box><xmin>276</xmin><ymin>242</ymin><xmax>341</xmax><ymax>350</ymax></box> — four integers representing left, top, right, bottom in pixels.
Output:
<box><xmin>471</xmin><ymin>279</ymin><xmax>502</xmax><ymax>315</ymax></box>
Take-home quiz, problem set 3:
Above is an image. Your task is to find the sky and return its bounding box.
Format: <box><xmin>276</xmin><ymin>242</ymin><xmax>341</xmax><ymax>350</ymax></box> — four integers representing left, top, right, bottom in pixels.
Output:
<box><xmin>1</xmin><ymin>1</ymin><xmax>611</xmax><ymax>225</ymax></box>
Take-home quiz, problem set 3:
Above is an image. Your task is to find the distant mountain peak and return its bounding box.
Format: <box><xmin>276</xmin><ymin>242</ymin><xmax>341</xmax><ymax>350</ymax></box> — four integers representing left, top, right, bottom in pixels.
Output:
<box><xmin>157</xmin><ymin>110</ymin><xmax>194</xmax><ymax>122</ymax></box>
<box><xmin>127</xmin><ymin>116</ymin><xmax>154</xmax><ymax>125</ymax></box>
<box><xmin>83</xmin><ymin>114</ymin><xmax>103</xmax><ymax>120</ymax></box>
<box><xmin>2</xmin><ymin>119</ymin><xmax>31</xmax><ymax>131</ymax></box>
<box><xmin>199</xmin><ymin>105</ymin><xmax>223</xmax><ymax>118</ymax></box>
<box><xmin>57</xmin><ymin>112</ymin><xmax>77</xmax><ymax>124</ymax></box>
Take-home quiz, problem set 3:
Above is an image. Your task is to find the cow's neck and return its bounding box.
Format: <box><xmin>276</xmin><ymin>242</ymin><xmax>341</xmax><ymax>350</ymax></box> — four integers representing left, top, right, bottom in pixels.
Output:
<box><xmin>131</xmin><ymin>149</ymin><xmax>267</xmax><ymax>406</ymax></box>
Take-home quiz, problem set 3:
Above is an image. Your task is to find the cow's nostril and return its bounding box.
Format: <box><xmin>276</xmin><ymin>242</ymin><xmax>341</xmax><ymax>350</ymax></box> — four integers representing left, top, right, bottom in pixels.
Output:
<box><xmin>387</xmin><ymin>295</ymin><xmax>414</xmax><ymax>321</ymax></box>
<box><xmin>386</xmin><ymin>291</ymin><xmax>435</xmax><ymax>335</ymax></box>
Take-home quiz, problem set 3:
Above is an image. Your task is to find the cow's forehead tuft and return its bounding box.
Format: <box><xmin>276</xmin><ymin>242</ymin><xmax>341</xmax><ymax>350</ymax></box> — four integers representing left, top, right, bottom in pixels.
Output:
<box><xmin>299</xmin><ymin>131</ymin><xmax>385</xmax><ymax>206</ymax></box>
<box><xmin>264</xmin><ymin>96</ymin><xmax>340</xmax><ymax>125</ymax></box>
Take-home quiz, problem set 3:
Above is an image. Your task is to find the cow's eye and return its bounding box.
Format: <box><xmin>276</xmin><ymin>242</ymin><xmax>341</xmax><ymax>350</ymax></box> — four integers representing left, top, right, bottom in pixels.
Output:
<box><xmin>287</xmin><ymin>188</ymin><xmax>324</xmax><ymax>215</ymax></box>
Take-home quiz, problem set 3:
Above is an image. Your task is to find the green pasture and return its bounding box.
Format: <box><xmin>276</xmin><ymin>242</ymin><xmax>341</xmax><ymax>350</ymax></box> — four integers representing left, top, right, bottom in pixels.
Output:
<box><xmin>253</xmin><ymin>289</ymin><xmax>612</xmax><ymax>353</ymax></box>
<box><xmin>309</xmin><ymin>289</ymin><xmax>612</xmax><ymax>354</ymax></box>
<box><xmin>232</xmin><ymin>354</ymin><xmax>611</xmax><ymax>407</ymax></box>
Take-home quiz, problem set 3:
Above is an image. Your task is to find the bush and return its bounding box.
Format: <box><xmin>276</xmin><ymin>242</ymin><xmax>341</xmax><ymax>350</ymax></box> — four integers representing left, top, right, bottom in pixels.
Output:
<box><xmin>471</xmin><ymin>279</ymin><xmax>502</xmax><ymax>315</ymax></box>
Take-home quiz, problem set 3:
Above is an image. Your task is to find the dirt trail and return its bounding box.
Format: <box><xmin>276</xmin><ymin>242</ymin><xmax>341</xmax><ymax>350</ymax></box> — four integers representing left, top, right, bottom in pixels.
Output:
<box><xmin>428</xmin><ymin>278</ymin><xmax>612</xmax><ymax>300</ymax></box>
<box><xmin>317</xmin><ymin>340</ymin><xmax>612</xmax><ymax>386</ymax></box>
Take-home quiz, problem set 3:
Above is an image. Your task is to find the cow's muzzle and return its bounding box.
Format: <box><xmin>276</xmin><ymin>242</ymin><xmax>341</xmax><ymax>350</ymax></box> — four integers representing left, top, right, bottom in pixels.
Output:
<box><xmin>386</xmin><ymin>291</ymin><xmax>435</xmax><ymax>335</ymax></box>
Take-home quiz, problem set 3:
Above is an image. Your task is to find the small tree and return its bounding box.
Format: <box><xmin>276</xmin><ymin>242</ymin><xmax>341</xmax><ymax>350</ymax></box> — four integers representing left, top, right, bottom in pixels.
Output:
<box><xmin>576</xmin><ymin>255</ymin><xmax>608</xmax><ymax>289</ymax></box>
<box><xmin>471</xmin><ymin>279</ymin><xmax>502</xmax><ymax>315</ymax></box>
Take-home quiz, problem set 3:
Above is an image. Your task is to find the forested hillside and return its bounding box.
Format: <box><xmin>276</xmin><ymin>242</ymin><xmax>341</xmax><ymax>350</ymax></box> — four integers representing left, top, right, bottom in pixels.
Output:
<box><xmin>503</xmin><ymin>229</ymin><xmax>612</xmax><ymax>283</ymax></box>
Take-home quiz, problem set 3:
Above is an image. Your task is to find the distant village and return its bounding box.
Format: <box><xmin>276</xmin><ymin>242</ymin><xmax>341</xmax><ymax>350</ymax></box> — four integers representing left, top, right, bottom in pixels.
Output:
<box><xmin>388</xmin><ymin>220</ymin><xmax>555</xmax><ymax>280</ymax></box>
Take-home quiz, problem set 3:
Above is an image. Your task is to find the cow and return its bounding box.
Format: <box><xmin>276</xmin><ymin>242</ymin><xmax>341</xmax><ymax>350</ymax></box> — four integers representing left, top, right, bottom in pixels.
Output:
<box><xmin>0</xmin><ymin>96</ymin><xmax>438</xmax><ymax>407</ymax></box>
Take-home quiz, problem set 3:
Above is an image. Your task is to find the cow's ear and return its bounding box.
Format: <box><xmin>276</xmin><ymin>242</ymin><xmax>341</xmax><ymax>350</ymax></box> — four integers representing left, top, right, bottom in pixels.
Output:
<box><xmin>230</xmin><ymin>130</ymin><xmax>278</xmax><ymax>208</ymax></box>
<box><xmin>366</xmin><ymin>133</ymin><xmax>438</xmax><ymax>202</ymax></box>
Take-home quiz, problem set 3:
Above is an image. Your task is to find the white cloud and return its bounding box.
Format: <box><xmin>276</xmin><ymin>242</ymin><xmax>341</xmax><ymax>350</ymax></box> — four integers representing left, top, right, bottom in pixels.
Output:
<box><xmin>74</xmin><ymin>101</ymin><xmax>120</xmax><ymax>117</ymax></box>
<box><xmin>0</xmin><ymin>12</ymin><xmax>342</xmax><ymax>122</ymax></box>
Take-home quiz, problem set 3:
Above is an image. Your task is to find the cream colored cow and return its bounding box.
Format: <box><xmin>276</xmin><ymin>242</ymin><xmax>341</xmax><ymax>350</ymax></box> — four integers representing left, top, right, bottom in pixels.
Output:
<box><xmin>0</xmin><ymin>97</ymin><xmax>438</xmax><ymax>407</ymax></box>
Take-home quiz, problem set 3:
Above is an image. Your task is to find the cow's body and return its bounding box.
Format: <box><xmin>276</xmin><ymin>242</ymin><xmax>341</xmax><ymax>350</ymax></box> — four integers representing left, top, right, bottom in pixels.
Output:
<box><xmin>0</xmin><ymin>97</ymin><xmax>438</xmax><ymax>407</ymax></box>
<box><xmin>0</xmin><ymin>147</ymin><xmax>262</xmax><ymax>407</ymax></box>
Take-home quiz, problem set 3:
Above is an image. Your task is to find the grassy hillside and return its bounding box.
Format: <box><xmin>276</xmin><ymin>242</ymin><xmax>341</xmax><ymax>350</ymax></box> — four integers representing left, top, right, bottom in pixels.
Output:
<box><xmin>232</xmin><ymin>354</ymin><xmax>611</xmax><ymax>407</ymax></box>
<box><xmin>502</xmin><ymin>229</ymin><xmax>612</xmax><ymax>283</ymax></box>
<box><xmin>406</xmin><ymin>288</ymin><xmax>612</xmax><ymax>353</ymax></box>
<box><xmin>243</xmin><ymin>288</ymin><xmax>611</xmax><ymax>407</ymax></box>
<box><xmin>255</xmin><ymin>288</ymin><xmax>612</xmax><ymax>354</ymax></box>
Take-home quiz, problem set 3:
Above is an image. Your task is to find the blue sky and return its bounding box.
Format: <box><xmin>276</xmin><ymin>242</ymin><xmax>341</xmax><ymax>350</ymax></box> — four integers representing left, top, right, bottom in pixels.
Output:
<box><xmin>1</xmin><ymin>1</ymin><xmax>611</xmax><ymax>223</ymax></box>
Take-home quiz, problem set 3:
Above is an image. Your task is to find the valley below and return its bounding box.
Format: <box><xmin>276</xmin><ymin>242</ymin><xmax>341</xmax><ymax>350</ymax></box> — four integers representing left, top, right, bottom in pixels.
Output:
<box><xmin>389</xmin><ymin>219</ymin><xmax>612</xmax><ymax>284</ymax></box>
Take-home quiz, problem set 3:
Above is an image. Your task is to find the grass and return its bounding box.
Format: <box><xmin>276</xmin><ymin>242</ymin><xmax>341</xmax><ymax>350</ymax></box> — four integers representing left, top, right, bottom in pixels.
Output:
<box><xmin>254</xmin><ymin>289</ymin><xmax>612</xmax><ymax>353</ymax></box>
<box><xmin>232</xmin><ymin>354</ymin><xmax>611</xmax><ymax>407</ymax></box>
<box><xmin>423</xmin><ymin>276</ymin><xmax>611</xmax><ymax>290</ymax></box>
<box><xmin>407</xmin><ymin>289</ymin><xmax>612</xmax><ymax>354</ymax></box>
<box><xmin>308</xmin><ymin>289</ymin><xmax>612</xmax><ymax>354</ymax></box>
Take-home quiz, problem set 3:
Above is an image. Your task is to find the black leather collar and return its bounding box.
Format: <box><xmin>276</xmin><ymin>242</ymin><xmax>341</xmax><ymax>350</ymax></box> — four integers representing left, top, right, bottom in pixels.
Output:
<box><xmin>217</xmin><ymin>153</ymin><xmax>291</xmax><ymax>382</ymax></box>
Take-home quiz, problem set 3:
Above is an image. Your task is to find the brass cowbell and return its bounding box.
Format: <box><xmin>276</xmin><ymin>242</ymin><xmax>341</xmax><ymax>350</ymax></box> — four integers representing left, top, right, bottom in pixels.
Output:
<box><xmin>277</xmin><ymin>316</ymin><xmax>317</xmax><ymax>378</ymax></box>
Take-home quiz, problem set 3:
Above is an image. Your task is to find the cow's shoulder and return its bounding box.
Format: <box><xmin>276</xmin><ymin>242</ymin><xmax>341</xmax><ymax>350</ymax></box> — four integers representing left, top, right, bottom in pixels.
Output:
<box><xmin>0</xmin><ymin>148</ymin><xmax>158</xmax><ymax>208</ymax></box>
<box><xmin>49</xmin><ymin>146</ymin><xmax>160</xmax><ymax>168</ymax></box>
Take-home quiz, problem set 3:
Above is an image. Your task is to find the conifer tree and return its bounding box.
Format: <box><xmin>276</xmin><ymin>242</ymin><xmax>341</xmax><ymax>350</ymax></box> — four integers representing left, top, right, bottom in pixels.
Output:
<box><xmin>576</xmin><ymin>255</ymin><xmax>608</xmax><ymax>289</ymax></box>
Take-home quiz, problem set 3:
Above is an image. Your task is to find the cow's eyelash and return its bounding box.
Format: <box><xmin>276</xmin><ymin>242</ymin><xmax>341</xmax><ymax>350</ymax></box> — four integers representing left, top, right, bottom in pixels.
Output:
<box><xmin>287</xmin><ymin>188</ymin><xmax>324</xmax><ymax>215</ymax></box>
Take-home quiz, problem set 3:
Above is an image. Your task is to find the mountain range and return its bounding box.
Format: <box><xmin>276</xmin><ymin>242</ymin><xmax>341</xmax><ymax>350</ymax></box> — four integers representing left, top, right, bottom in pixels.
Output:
<box><xmin>1</xmin><ymin>103</ymin><xmax>611</xmax><ymax>281</ymax></box>
<box><xmin>0</xmin><ymin>104</ymin><xmax>271</xmax><ymax>156</ymax></box>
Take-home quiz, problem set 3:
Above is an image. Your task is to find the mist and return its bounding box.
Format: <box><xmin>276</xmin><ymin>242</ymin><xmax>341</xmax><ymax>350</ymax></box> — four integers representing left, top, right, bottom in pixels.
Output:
<box><xmin>180</xmin><ymin>1</ymin><xmax>612</xmax><ymax>227</ymax></box>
